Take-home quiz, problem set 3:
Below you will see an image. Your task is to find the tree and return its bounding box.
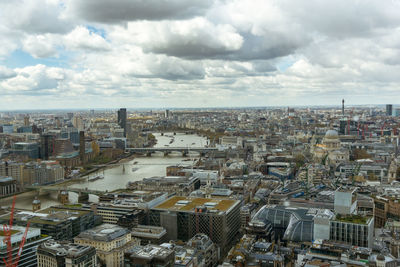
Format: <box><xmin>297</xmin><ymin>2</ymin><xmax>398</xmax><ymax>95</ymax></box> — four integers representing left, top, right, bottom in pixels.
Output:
<box><xmin>294</xmin><ymin>154</ymin><xmax>306</xmax><ymax>169</ymax></box>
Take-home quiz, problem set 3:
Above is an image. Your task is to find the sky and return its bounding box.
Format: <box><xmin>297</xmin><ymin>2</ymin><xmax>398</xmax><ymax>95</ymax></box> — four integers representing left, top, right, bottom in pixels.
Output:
<box><xmin>1</xmin><ymin>0</ymin><xmax>400</xmax><ymax>110</ymax></box>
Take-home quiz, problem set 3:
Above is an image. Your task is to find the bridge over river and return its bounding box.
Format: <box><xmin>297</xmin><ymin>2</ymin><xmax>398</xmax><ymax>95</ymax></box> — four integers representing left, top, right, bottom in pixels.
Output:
<box><xmin>126</xmin><ymin>147</ymin><xmax>218</xmax><ymax>156</ymax></box>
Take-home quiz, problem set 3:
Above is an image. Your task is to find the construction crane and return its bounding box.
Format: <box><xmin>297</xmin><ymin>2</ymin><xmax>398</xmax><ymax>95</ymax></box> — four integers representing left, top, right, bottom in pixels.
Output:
<box><xmin>2</xmin><ymin>195</ymin><xmax>30</xmax><ymax>267</ymax></box>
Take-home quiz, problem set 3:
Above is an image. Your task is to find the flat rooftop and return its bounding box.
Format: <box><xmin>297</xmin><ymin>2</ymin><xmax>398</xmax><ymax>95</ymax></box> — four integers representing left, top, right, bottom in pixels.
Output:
<box><xmin>39</xmin><ymin>240</ymin><xmax>94</xmax><ymax>258</ymax></box>
<box><xmin>154</xmin><ymin>196</ymin><xmax>238</xmax><ymax>212</ymax></box>
<box><xmin>76</xmin><ymin>223</ymin><xmax>129</xmax><ymax>242</ymax></box>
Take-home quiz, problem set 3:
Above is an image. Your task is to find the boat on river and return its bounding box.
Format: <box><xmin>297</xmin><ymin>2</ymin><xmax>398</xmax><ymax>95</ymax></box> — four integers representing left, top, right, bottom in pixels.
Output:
<box><xmin>88</xmin><ymin>175</ymin><xmax>104</xmax><ymax>182</ymax></box>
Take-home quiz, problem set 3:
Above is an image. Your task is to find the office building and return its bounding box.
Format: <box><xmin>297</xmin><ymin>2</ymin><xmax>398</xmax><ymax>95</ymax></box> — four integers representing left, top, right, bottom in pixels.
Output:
<box><xmin>72</xmin><ymin>115</ymin><xmax>84</xmax><ymax>131</ymax></box>
<box><xmin>124</xmin><ymin>244</ymin><xmax>175</xmax><ymax>267</ymax></box>
<box><xmin>17</xmin><ymin>126</ymin><xmax>32</xmax><ymax>133</ymax></box>
<box><xmin>84</xmin><ymin>191</ymin><xmax>167</xmax><ymax>224</ymax></box>
<box><xmin>2</xmin><ymin>124</ymin><xmax>13</xmax><ymax>133</ymax></box>
<box><xmin>374</xmin><ymin>195</ymin><xmax>400</xmax><ymax>228</ymax></box>
<box><xmin>10</xmin><ymin>142</ymin><xmax>39</xmax><ymax>159</ymax></box>
<box><xmin>249</xmin><ymin>205</ymin><xmax>315</xmax><ymax>242</ymax></box>
<box><xmin>74</xmin><ymin>224</ymin><xmax>139</xmax><ymax>267</ymax></box>
<box><xmin>0</xmin><ymin>177</ymin><xmax>18</xmax><ymax>197</ymax></box>
<box><xmin>0</xmin><ymin>207</ymin><xmax>97</xmax><ymax>241</ymax></box>
<box><xmin>0</xmin><ymin>161</ymin><xmax>24</xmax><ymax>185</ymax></box>
<box><xmin>21</xmin><ymin>161</ymin><xmax>64</xmax><ymax>186</ymax></box>
<box><xmin>79</xmin><ymin>131</ymin><xmax>85</xmax><ymax>164</ymax></box>
<box><xmin>329</xmin><ymin>215</ymin><xmax>374</xmax><ymax>248</ymax></box>
<box><xmin>334</xmin><ymin>188</ymin><xmax>357</xmax><ymax>215</ymax></box>
<box><xmin>40</xmin><ymin>134</ymin><xmax>55</xmax><ymax>160</ymax></box>
<box><xmin>131</xmin><ymin>225</ymin><xmax>167</xmax><ymax>245</ymax></box>
<box><xmin>0</xmin><ymin>226</ymin><xmax>51</xmax><ymax>267</ymax></box>
<box><xmin>187</xmin><ymin>233</ymin><xmax>220</xmax><ymax>267</ymax></box>
<box><xmin>37</xmin><ymin>240</ymin><xmax>97</xmax><ymax>267</ymax></box>
<box><xmin>386</xmin><ymin>104</ymin><xmax>393</xmax><ymax>116</ymax></box>
<box><xmin>117</xmin><ymin>108</ymin><xmax>127</xmax><ymax>137</ymax></box>
<box><xmin>149</xmin><ymin>196</ymin><xmax>241</xmax><ymax>253</ymax></box>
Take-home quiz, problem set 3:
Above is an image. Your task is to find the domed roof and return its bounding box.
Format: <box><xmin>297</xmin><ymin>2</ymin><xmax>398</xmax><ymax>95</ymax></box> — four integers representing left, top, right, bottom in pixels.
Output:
<box><xmin>325</xmin><ymin>129</ymin><xmax>339</xmax><ymax>139</ymax></box>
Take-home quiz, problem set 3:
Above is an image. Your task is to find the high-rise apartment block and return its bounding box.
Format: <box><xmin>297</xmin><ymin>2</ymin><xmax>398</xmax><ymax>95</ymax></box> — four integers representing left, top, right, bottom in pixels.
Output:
<box><xmin>117</xmin><ymin>108</ymin><xmax>127</xmax><ymax>137</ymax></box>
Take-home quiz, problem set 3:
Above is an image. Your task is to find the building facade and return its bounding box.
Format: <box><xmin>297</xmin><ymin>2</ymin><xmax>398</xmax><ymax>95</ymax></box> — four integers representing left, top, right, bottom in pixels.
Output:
<box><xmin>37</xmin><ymin>240</ymin><xmax>97</xmax><ymax>267</ymax></box>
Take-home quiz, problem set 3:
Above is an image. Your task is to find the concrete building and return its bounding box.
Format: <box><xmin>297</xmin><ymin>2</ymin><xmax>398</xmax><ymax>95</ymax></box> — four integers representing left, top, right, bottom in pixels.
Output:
<box><xmin>374</xmin><ymin>195</ymin><xmax>400</xmax><ymax>228</ymax></box>
<box><xmin>117</xmin><ymin>108</ymin><xmax>127</xmax><ymax>137</ymax></box>
<box><xmin>0</xmin><ymin>161</ymin><xmax>24</xmax><ymax>185</ymax></box>
<box><xmin>74</xmin><ymin>224</ymin><xmax>139</xmax><ymax>267</ymax></box>
<box><xmin>329</xmin><ymin>215</ymin><xmax>374</xmax><ymax>248</ymax></box>
<box><xmin>10</xmin><ymin>142</ymin><xmax>39</xmax><ymax>159</ymax></box>
<box><xmin>334</xmin><ymin>188</ymin><xmax>357</xmax><ymax>215</ymax></box>
<box><xmin>37</xmin><ymin>240</ymin><xmax>97</xmax><ymax>267</ymax></box>
<box><xmin>124</xmin><ymin>244</ymin><xmax>175</xmax><ymax>267</ymax></box>
<box><xmin>0</xmin><ymin>177</ymin><xmax>18</xmax><ymax>197</ymax></box>
<box><xmin>149</xmin><ymin>196</ymin><xmax>241</xmax><ymax>253</ymax></box>
<box><xmin>386</xmin><ymin>104</ymin><xmax>393</xmax><ymax>116</ymax></box>
<box><xmin>0</xmin><ymin>226</ymin><xmax>51</xmax><ymax>267</ymax></box>
<box><xmin>83</xmin><ymin>191</ymin><xmax>167</xmax><ymax>224</ymax></box>
<box><xmin>131</xmin><ymin>225</ymin><xmax>167</xmax><ymax>245</ymax></box>
<box><xmin>0</xmin><ymin>207</ymin><xmax>97</xmax><ymax>241</ymax></box>
<box><xmin>187</xmin><ymin>234</ymin><xmax>219</xmax><ymax>267</ymax></box>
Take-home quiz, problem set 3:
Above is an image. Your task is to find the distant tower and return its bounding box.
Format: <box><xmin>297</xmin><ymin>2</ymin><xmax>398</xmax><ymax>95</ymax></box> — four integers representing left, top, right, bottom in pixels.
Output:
<box><xmin>67</xmin><ymin>112</ymin><xmax>74</xmax><ymax>120</ymax></box>
<box><xmin>24</xmin><ymin>116</ymin><xmax>29</xmax><ymax>126</ymax></box>
<box><xmin>59</xmin><ymin>190</ymin><xmax>69</xmax><ymax>204</ymax></box>
<box><xmin>32</xmin><ymin>197</ymin><xmax>41</xmax><ymax>212</ymax></box>
<box><xmin>117</xmin><ymin>108</ymin><xmax>127</xmax><ymax>137</ymax></box>
<box><xmin>342</xmin><ymin>99</ymin><xmax>345</xmax><ymax>116</ymax></box>
<box><xmin>165</xmin><ymin>109</ymin><xmax>170</xmax><ymax>118</ymax></box>
<box><xmin>79</xmin><ymin>131</ymin><xmax>85</xmax><ymax>164</ymax></box>
<box><xmin>40</xmin><ymin>134</ymin><xmax>54</xmax><ymax>160</ymax></box>
<box><xmin>386</xmin><ymin>104</ymin><xmax>393</xmax><ymax>116</ymax></box>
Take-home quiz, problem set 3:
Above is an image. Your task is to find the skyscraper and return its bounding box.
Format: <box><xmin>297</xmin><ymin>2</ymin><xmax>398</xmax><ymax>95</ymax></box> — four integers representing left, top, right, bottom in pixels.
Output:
<box><xmin>386</xmin><ymin>104</ymin><xmax>393</xmax><ymax>116</ymax></box>
<box><xmin>79</xmin><ymin>131</ymin><xmax>85</xmax><ymax>164</ymax></box>
<box><xmin>342</xmin><ymin>99</ymin><xmax>345</xmax><ymax>116</ymax></box>
<box><xmin>117</xmin><ymin>108</ymin><xmax>127</xmax><ymax>137</ymax></box>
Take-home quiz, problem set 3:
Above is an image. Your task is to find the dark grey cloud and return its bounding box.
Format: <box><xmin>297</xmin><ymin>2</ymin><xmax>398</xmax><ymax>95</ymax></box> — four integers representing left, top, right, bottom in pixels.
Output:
<box><xmin>0</xmin><ymin>67</ymin><xmax>16</xmax><ymax>79</ymax></box>
<box><xmin>69</xmin><ymin>0</ymin><xmax>214</xmax><ymax>23</ymax></box>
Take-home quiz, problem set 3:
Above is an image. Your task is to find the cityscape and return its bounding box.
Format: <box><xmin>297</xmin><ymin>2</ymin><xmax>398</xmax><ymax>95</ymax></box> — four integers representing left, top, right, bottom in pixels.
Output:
<box><xmin>2</xmin><ymin>1</ymin><xmax>400</xmax><ymax>267</ymax></box>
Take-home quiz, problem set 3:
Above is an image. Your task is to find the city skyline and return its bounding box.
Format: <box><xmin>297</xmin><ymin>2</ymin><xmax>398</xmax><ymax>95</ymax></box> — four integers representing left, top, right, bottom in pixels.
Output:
<box><xmin>1</xmin><ymin>0</ymin><xmax>400</xmax><ymax>109</ymax></box>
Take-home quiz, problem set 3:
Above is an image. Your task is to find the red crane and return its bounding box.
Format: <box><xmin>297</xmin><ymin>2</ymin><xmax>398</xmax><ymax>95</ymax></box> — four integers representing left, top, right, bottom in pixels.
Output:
<box><xmin>381</xmin><ymin>122</ymin><xmax>387</xmax><ymax>136</ymax></box>
<box><xmin>2</xmin><ymin>195</ymin><xmax>30</xmax><ymax>267</ymax></box>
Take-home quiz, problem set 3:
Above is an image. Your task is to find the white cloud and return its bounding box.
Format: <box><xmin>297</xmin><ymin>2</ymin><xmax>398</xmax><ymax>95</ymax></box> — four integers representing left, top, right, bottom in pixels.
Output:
<box><xmin>22</xmin><ymin>35</ymin><xmax>58</xmax><ymax>58</ymax></box>
<box><xmin>2</xmin><ymin>0</ymin><xmax>400</xmax><ymax>109</ymax></box>
<box><xmin>63</xmin><ymin>26</ymin><xmax>110</xmax><ymax>51</ymax></box>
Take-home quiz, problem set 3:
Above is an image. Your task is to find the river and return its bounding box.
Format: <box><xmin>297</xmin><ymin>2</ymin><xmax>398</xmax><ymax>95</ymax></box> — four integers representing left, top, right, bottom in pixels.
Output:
<box><xmin>0</xmin><ymin>133</ymin><xmax>208</xmax><ymax>210</ymax></box>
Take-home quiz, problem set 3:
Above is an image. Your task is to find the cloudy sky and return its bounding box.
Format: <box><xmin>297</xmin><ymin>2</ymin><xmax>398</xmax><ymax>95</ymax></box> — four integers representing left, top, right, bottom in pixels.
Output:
<box><xmin>1</xmin><ymin>0</ymin><xmax>400</xmax><ymax>110</ymax></box>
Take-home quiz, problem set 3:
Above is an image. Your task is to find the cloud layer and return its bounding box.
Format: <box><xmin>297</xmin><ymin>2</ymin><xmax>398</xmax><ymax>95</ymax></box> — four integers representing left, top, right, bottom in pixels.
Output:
<box><xmin>1</xmin><ymin>0</ymin><xmax>400</xmax><ymax>109</ymax></box>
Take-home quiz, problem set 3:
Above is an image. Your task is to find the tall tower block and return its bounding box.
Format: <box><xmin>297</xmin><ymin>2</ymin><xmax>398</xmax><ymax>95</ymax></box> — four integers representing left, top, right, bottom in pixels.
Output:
<box><xmin>342</xmin><ymin>99</ymin><xmax>345</xmax><ymax>116</ymax></box>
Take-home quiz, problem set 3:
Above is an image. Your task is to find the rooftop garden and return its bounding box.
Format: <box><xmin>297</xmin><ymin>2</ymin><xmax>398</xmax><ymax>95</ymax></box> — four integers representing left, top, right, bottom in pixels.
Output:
<box><xmin>335</xmin><ymin>214</ymin><xmax>369</xmax><ymax>225</ymax></box>
<box><xmin>0</xmin><ymin>230</ymin><xmax>20</xmax><ymax>236</ymax></box>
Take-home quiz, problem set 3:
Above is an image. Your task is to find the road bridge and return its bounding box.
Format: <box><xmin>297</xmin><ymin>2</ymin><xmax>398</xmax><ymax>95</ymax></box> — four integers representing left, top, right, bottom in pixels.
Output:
<box><xmin>26</xmin><ymin>185</ymin><xmax>105</xmax><ymax>195</ymax></box>
<box><xmin>126</xmin><ymin>147</ymin><xmax>218</xmax><ymax>156</ymax></box>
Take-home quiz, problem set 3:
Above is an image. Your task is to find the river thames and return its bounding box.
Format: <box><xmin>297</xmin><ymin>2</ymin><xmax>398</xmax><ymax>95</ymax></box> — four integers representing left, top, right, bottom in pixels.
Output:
<box><xmin>0</xmin><ymin>132</ymin><xmax>208</xmax><ymax>210</ymax></box>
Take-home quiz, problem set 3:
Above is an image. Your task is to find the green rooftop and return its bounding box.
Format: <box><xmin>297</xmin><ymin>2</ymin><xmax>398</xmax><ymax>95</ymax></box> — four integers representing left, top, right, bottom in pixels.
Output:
<box><xmin>335</xmin><ymin>214</ymin><xmax>370</xmax><ymax>225</ymax></box>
